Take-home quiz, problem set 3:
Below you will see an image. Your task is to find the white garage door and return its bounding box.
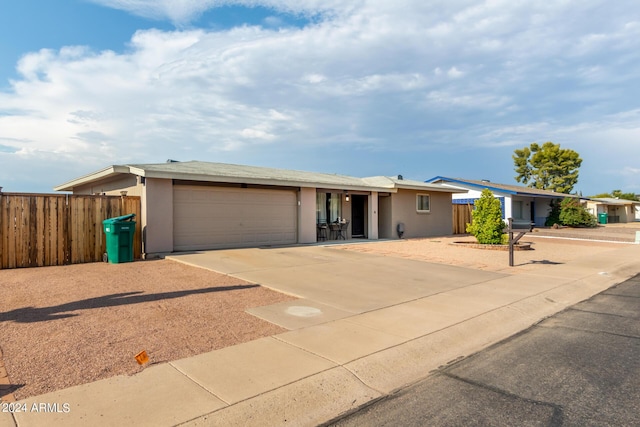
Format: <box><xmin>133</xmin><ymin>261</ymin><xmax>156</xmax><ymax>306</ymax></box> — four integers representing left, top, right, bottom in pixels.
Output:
<box><xmin>173</xmin><ymin>185</ymin><xmax>298</xmax><ymax>251</ymax></box>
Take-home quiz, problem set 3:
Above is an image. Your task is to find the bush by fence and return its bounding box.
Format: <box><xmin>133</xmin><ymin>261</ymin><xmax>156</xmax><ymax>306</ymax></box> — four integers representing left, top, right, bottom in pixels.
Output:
<box><xmin>0</xmin><ymin>193</ymin><xmax>141</xmax><ymax>269</ymax></box>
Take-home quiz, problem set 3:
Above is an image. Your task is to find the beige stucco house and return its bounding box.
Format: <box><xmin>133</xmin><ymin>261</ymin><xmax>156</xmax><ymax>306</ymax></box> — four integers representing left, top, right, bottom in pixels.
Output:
<box><xmin>55</xmin><ymin>161</ymin><xmax>462</xmax><ymax>257</ymax></box>
<box><xmin>585</xmin><ymin>198</ymin><xmax>640</xmax><ymax>223</ymax></box>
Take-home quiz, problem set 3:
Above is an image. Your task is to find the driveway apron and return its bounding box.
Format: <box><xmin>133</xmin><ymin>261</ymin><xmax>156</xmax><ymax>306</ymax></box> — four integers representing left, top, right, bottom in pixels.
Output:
<box><xmin>167</xmin><ymin>246</ymin><xmax>507</xmax><ymax>326</ymax></box>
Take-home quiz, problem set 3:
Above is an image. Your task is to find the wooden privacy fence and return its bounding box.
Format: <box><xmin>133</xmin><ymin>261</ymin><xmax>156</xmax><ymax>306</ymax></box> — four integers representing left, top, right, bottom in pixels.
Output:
<box><xmin>0</xmin><ymin>193</ymin><xmax>141</xmax><ymax>269</ymax></box>
<box><xmin>452</xmin><ymin>203</ymin><xmax>473</xmax><ymax>234</ymax></box>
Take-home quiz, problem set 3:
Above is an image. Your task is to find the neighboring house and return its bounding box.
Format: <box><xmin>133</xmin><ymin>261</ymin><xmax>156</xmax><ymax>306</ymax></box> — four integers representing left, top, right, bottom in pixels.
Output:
<box><xmin>425</xmin><ymin>176</ymin><xmax>579</xmax><ymax>226</ymax></box>
<box><xmin>585</xmin><ymin>198</ymin><xmax>640</xmax><ymax>223</ymax></box>
<box><xmin>55</xmin><ymin>161</ymin><xmax>462</xmax><ymax>256</ymax></box>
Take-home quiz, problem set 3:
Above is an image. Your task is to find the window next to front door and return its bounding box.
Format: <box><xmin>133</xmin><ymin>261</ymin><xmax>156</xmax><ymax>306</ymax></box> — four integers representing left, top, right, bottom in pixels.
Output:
<box><xmin>316</xmin><ymin>192</ymin><xmax>342</xmax><ymax>223</ymax></box>
<box><xmin>512</xmin><ymin>201</ymin><xmax>524</xmax><ymax>219</ymax></box>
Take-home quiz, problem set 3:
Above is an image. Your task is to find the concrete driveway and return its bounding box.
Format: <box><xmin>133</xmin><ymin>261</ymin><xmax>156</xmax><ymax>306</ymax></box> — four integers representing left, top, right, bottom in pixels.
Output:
<box><xmin>167</xmin><ymin>245</ymin><xmax>506</xmax><ymax>329</ymax></box>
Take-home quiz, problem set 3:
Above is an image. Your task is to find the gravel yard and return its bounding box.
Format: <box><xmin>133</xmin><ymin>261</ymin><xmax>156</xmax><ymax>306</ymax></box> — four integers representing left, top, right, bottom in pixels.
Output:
<box><xmin>0</xmin><ymin>259</ymin><xmax>295</xmax><ymax>401</ymax></box>
<box><xmin>336</xmin><ymin>234</ymin><xmax>628</xmax><ymax>273</ymax></box>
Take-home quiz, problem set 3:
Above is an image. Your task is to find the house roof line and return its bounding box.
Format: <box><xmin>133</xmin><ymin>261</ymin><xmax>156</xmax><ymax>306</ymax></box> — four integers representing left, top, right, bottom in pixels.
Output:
<box><xmin>587</xmin><ymin>197</ymin><xmax>640</xmax><ymax>205</ymax></box>
<box><xmin>54</xmin><ymin>161</ymin><xmax>463</xmax><ymax>194</ymax></box>
<box><xmin>425</xmin><ymin>176</ymin><xmax>578</xmax><ymax>198</ymax></box>
<box><xmin>53</xmin><ymin>165</ymin><xmax>130</xmax><ymax>192</ymax></box>
<box><xmin>426</xmin><ymin>176</ymin><xmax>519</xmax><ymax>195</ymax></box>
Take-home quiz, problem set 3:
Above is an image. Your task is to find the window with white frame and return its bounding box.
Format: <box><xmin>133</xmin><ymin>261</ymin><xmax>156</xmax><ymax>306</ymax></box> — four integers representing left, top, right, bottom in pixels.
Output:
<box><xmin>416</xmin><ymin>194</ymin><xmax>430</xmax><ymax>212</ymax></box>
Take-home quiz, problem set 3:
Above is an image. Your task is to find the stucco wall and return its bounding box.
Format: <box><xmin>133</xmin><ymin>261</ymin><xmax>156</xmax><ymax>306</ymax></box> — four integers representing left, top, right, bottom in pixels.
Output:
<box><xmin>533</xmin><ymin>198</ymin><xmax>553</xmax><ymax>225</ymax></box>
<box><xmin>367</xmin><ymin>192</ymin><xmax>378</xmax><ymax>239</ymax></box>
<box><xmin>74</xmin><ymin>175</ymin><xmax>142</xmax><ymax>196</ymax></box>
<box><xmin>451</xmin><ymin>188</ymin><xmax>483</xmax><ymax>200</ymax></box>
<box><xmin>378</xmin><ymin>194</ymin><xmax>393</xmax><ymax>238</ymax></box>
<box><xmin>342</xmin><ymin>194</ymin><xmax>353</xmax><ymax>239</ymax></box>
<box><xmin>298</xmin><ymin>187</ymin><xmax>316</xmax><ymax>243</ymax></box>
<box><xmin>142</xmin><ymin>178</ymin><xmax>173</xmax><ymax>255</ymax></box>
<box><xmin>391</xmin><ymin>189</ymin><xmax>452</xmax><ymax>238</ymax></box>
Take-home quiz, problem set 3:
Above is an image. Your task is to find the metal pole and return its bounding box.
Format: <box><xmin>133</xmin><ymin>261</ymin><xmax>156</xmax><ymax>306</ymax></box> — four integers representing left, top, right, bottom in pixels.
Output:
<box><xmin>508</xmin><ymin>218</ymin><xmax>514</xmax><ymax>267</ymax></box>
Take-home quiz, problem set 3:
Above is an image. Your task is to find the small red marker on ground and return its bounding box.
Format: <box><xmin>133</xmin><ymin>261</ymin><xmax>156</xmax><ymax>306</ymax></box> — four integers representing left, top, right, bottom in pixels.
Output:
<box><xmin>135</xmin><ymin>350</ymin><xmax>149</xmax><ymax>365</ymax></box>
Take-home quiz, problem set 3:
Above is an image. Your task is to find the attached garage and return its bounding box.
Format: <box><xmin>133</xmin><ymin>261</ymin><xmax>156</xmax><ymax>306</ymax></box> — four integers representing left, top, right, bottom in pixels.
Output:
<box><xmin>173</xmin><ymin>185</ymin><xmax>298</xmax><ymax>251</ymax></box>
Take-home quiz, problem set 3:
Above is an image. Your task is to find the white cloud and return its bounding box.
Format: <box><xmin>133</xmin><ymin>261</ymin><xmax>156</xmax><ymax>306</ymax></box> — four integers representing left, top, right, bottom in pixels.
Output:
<box><xmin>86</xmin><ymin>0</ymin><xmax>350</xmax><ymax>25</ymax></box>
<box><xmin>304</xmin><ymin>73</ymin><xmax>327</xmax><ymax>84</ymax></box>
<box><xmin>621</xmin><ymin>167</ymin><xmax>640</xmax><ymax>176</ymax></box>
<box><xmin>447</xmin><ymin>66</ymin><xmax>464</xmax><ymax>78</ymax></box>
<box><xmin>1</xmin><ymin>0</ymin><xmax>639</xmax><ymax>193</ymax></box>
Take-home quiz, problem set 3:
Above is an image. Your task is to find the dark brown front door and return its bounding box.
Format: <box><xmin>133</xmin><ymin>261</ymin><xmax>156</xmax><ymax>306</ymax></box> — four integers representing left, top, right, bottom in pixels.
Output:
<box><xmin>352</xmin><ymin>195</ymin><xmax>366</xmax><ymax>237</ymax></box>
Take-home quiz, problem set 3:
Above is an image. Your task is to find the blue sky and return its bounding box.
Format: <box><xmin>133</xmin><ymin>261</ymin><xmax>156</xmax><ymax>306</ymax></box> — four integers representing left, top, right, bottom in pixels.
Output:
<box><xmin>1</xmin><ymin>0</ymin><xmax>639</xmax><ymax>195</ymax></box>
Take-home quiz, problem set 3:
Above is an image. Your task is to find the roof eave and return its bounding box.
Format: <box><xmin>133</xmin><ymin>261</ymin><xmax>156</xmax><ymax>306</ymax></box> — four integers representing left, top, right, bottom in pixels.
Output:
<box><xmin>54</xmin><ymin>165</ymin><xmax>132</xmax><ymax>192</ymax></box>
<box><xmin>394</xmin><ymin>183</ymin><xmax>467</xmax><ymax>193</ymax></box>
<box><xmin>142</xmin><ymin>170</ymin><xmax>390</xmax><ymax>192</ymax></box>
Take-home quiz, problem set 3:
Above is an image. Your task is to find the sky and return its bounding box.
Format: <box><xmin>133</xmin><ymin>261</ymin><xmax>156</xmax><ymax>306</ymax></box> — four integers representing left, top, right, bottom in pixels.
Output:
<box><xmin>0</xmin><ymin>0</ymin><xmax>639</xmax><ymax>195</ymax></box>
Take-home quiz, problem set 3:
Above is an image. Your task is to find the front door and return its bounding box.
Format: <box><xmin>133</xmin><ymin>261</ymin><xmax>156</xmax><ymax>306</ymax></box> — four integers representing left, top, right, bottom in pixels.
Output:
<box><xmin>530</xmin><ymin>201</ymin><xmax>536</xmax><ymax>225</ymax></box>
<box><xmin>352</xmin><ymin>195</ymin><xmax>366</xmax><ymax>237</ymax></box>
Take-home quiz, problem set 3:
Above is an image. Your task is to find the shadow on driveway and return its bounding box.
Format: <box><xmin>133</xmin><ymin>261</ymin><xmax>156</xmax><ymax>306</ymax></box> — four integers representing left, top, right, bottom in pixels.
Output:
<box><xmin>0</xmin><ymin>284</ymin><xmax>259</xmax><ymax>323</ymax></box>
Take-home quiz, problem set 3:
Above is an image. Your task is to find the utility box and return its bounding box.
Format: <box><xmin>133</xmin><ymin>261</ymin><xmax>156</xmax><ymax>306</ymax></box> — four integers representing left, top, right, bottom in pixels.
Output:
<box><xmin>103</xmin><ymin>214</ymin><xmax>136</xmax><ymax>263</ymax></box>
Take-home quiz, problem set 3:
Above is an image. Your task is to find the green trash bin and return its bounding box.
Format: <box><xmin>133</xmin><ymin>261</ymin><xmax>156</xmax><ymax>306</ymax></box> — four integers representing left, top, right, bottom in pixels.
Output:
<box><xmin>598</xmin><ymin>212</ymin><xmax>608</xmax><ymax>225</ymax></box>
<box><xmin>103</xmin><ymin>214</ymin><xmax>136</xmax><ymax>263</ymax></box>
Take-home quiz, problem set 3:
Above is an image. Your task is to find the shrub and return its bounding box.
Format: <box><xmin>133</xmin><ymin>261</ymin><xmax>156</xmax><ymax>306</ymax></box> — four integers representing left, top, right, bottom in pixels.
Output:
<box><xmin>545</xmin><ymin>199</ymin><xmax>562</xmax><ymax>226</ymax></box>
<box><xmin>466</xmin><ymin>189</ymin><xmax>507</xmax><ymax>244</ymax></box>
<box><xmin>558</xmin><ymin>198</ymin><xmax>597</xmax><ymax>227</ymax></box>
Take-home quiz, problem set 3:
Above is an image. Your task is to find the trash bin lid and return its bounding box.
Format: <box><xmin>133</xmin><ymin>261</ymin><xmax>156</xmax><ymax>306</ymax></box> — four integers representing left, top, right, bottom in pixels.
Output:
<box><xmin>103</xmin><ymin>213</ymin><xmax>136</xmax><ymax>223</ymax></box>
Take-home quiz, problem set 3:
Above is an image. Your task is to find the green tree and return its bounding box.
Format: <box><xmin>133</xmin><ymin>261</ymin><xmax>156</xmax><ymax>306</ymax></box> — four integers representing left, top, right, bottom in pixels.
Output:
<box><xmin>466</xmin><ymin>189</ymin><xmax>506</xmax><ymax>244</ymax></box>
<box><xmin>590</xmin><ymin>190</ymin><xmax>638</xmax><ymax>201</ymax></box>
<box><xmin>513</xmin><ymin>142</ymin><xmax>582</xmax><ymax>193</ymax></box>
<box><xmin>558</xmin><ymin>198</ymin><xmax>597</xmax><ymax>227</ymax></box>
<box><xmin>545</xmin><ymin>199</ymin><xmax>562</xmax><ymax>226</ymax></box>
<box><xmin>591</xmin><ymin>192</ymin><xmax>613</xmax><ymax>198</ymax></box>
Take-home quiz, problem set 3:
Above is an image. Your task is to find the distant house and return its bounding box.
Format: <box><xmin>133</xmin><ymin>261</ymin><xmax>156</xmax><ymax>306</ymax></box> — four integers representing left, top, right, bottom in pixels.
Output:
<box><xmin>585</xmin><ymin>198</ymin><xmax>640</xmax><ymax>223</ymax></box>
<box><xmin>55</xmin><ymin>161</ymin><xmax>463</xmax><ymax>256</ymax></box>
<box><xmin>425</xmin><ymin>177</ymin><xmax>578</xmax><ymax>226</ymax></box>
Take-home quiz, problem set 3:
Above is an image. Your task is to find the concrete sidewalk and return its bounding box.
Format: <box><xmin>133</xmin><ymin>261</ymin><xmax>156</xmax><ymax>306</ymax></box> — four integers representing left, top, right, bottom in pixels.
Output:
<box><xmin>3</xmin><ymin>244</ymin><xmax>640</xmax><ymax>427</ymax></box>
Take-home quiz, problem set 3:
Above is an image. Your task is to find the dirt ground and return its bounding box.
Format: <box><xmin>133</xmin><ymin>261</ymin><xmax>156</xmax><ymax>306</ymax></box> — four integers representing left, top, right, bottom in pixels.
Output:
<box><xmin>337</xmin><ymin>234</ymin><xmax>628</xmax><ymax>274</ymax></box>
<box><xmin>0</xmin><ymin>259</ymin><xmax>295</xmax><ymax>401</ymax></box>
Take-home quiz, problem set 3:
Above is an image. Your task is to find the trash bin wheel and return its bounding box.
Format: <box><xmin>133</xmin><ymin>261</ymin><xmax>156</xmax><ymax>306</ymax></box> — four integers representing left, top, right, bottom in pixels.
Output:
<box><xmin>103</xmin><ymin>252</ymin><xmax>108</xmax><ymax>263</ymax></box>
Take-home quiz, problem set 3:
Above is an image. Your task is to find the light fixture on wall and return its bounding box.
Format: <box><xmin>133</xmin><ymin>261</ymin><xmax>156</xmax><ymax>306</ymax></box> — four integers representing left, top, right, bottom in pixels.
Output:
<box><xmin>345</xmin><ymin>190</ymin><xmax>350</xmax><ymax>202</ymax></box>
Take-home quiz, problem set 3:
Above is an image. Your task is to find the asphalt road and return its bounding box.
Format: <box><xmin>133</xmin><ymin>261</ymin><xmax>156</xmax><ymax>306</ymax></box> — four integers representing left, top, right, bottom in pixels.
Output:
<box><xmin>329</xmin><ymin>274</ymin><xmax>640</xmax><ymax>427</ymax></box>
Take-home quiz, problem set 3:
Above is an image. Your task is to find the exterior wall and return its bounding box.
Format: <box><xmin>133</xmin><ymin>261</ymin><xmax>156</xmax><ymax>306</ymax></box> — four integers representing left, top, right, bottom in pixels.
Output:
<box><xmin>624</xmin><ymin>205</ymin><xmax>634</xmax><ymax>223</ymax></box>
<box><xmin>586</xmin><ymin>201</ymin><xmax>607</xmax><ymax>216</ymax></box>
<box><xmin>367</xmin><ymin>192</ymin><xmax>378</xmax><ymax>239</ymax></box>
<box><xmin>74</xmin><ymin>175</ymin><xmax>142</xmax><ymax>196</ymax></box>
<box><xmin>344</xmin><ymin>194</ymin><xmax>353</xmax><ymax>238</ymax></box>
<box><xmin>503</xmin><ymin>195</ymin><xmax>513</xmax><ymax>220</ymax></box>
<box><xmin>298</xmin><ymin>187</ymin><xmax>316</xmax><ymax>243</ymax></box>
<box><xmin>607</xmin><ymin>203</ymin><xmax>632</xmax><ymax>223</ymax></box>
<box><xmin>533</xmin><ymin>198</ymin><xmax>554</xmax><ymax>225</ymax></box>
<box><xmin>142</xmin><ymin>178</ymin><xmax>173</xmax><ymax>255</ymax></box>
<box><xmin>378</xmin><ymin>194</ymin><xmax>393</xmax><ymax>238</ymax></box>
<box><xmin>451</xmin><ymin>188</ymin><xmax>483</xmax><ymax>200</ymax></box>
<box><xmin>390</xmin><ymin>189</ymin><xmax>452</xmax><ymax>238</ymax></box>
<box><xmin>510</xmin><ymin>196</ymin><xmax>531</xmax><ymax>221</ymax></box>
